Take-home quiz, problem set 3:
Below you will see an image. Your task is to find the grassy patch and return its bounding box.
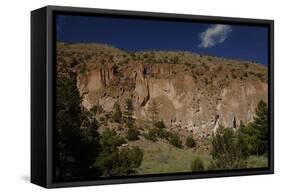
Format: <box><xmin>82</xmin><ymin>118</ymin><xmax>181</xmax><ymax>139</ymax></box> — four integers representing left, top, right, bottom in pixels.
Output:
<box><xmin>136</xmin><ymin>140</ymin><xmax>211</xmax><ymax>175</ymax></box>
<box><xmin>246</xmin><ymin>155</ymin><xmax>268</xmax><ymax>168</ymax></box>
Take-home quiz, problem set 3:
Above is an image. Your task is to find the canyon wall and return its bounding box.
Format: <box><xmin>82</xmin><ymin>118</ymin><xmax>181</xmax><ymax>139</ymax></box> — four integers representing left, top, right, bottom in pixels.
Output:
<box><xmin>57</xmin><ymin>42</ymin><xmax>268</xmax><ymax>135</ymax></box>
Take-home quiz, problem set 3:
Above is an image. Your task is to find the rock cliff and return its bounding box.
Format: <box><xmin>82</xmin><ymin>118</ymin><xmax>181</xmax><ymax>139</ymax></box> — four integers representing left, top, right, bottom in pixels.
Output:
<box><xmin>57</xmin><ymin>42</ymin><xmax>268</xmax><ymax>135</ymax></box>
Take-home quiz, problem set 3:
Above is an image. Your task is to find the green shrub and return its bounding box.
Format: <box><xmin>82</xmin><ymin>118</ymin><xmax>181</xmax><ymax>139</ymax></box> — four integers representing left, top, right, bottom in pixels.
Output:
<box><xmin>95</xmin><ymin>129</ymin><xmax>144</xmax><ymax>176</ymax></box>
<box><xmin>143</xmin><ymin>133</ymin><xmax>152</xmax><ymax>141</ymax></box>
<box><xmin>124</xmin><ymin>98</ymin><xmax>134</xmax><ymax>128</ymax></box>
<box><xmin>204</xmin><ymin>78</ymin><xmax>208</xmax><ymax>85</ymax></box>
<box><xmin>156</xmin><ymin>128</ymin><xmax>170</xmax><ymax>140</ymax></box>
<box><xmin>210</xmin><ymin>126</ymin><xmax>248</xmax><ymax>170</ymax></box>
<box><xmin>185</xmin><ymin>136</ymin><xmax>196</xmax><ymax>148</ymax></box>
<box><xmin>154</xmin><ymin>120</ymin><xmax>166</xmax><ymax>129</ymax></box>
<box><xmin>111</xmin><ymin>147</ymin><xmax>143</xmax><ymax>175</ymax></box>
<box><xmin>143</xmin><ymin>128</ymin><xmax>158</xmax><ymax>142</ymax></box>
<box><xmin>127</xmin><ymin>128</ymin><xmax>140</xmax><ymax>141</ymax></box>
<box><xmin>191</xmin><ymin>157</ymin><xmax>205</xmax><ymax>172</ymax></box>
<box><xmin>112</xmin><ymin>102</ymin><xmax>122</xmax><ymax>123</ymax></box>
<box><xmin>143</xmin><ymin>127</ymin><xmax>171</xmax><ymax>142</ymax></box>
<box><xmin>79</xmin><ymin>65</ymin><xmax>87</xmax><ymax>75</ymax></box>
<box><xmin>99</xmin><ymin>129</ymin><xmax>126</xmax><ymax>153</ymax></box>
<box><xmin>257</xmin><ymin>73</ymin><xmax>263</xmax><ymax>79</ymax></box>
<box><xmin>169</xmin><ymin>133</ymin><xmax>182</xmax><ymax>148</ymax></box>
<box><xmin>90</xmin><ymin>105</ymin><xmax>104</xmax><ymax>115</ymax></box>
<box><xmin>99</xmin><ymin>116</ymin><xmax>105</xmax><ymax>122</ymax></box>
<box><xmin>192</xmin><ymin>75</ymin><xmax>197</xmax><ymax>80</ymax></box>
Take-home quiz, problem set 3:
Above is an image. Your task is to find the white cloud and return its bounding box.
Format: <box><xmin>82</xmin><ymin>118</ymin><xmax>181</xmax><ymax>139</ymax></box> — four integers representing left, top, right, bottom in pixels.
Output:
<box><xmin>198</xmin><ymin>24</ymin><xmax>232</xmax><ymax>48</ymax></box>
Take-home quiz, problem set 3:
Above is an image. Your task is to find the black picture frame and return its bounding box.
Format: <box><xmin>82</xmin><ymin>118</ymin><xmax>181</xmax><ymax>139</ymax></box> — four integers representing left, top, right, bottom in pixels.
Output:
<box><xmin>31</xmin><ymin>5</ymin><xmax>274</xmax><ymax>188</ymax></box>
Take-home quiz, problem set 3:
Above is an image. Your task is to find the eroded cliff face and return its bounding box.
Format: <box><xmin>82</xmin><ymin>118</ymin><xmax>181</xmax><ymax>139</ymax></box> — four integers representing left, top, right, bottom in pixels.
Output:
<box><xmin>57</xmin><ymin>42</ymin><xmax>268</xmax><ymax>135</ymax></box>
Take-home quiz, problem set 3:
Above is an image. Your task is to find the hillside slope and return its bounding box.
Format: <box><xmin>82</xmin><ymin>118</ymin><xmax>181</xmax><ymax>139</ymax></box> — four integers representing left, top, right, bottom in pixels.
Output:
<box><xmin>57</xmin><ymin>42</ymin><xmax>268</xmax><ymax>137</ymax></box>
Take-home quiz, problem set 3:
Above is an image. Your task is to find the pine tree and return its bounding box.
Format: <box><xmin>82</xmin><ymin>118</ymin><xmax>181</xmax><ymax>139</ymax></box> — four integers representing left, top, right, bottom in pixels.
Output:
<box><xmin>112</xmin><ymin>101</ymin><xmax>122</xmax><ymax>123</ymax></box>
<box><xmin>210</xmin><ymin>126</ymin><xmax>249</xmax><ymax>170</ymax></box>
<box><xmin>239</xmin><ymin>100</ymin><xmax>268</xmax><ymax>156</ymax></box>
<box><xmin>56</xmin><ymin>72</ymin><xmax>101</xmax><ymax>180</ymax></box>
<box><xmin>124</xmin><ymin>98</ymin><xmax>134</xmax><ymax>127</ymax></box>
<box><xmin>252</xmin><ymin>100</ymin><xmax>268</xmax><ymax>155</ymax></box>
<box><xmin>233</xmin><ymin>117</ymin><xmax>237</xmax><ymax>128</ymax></box>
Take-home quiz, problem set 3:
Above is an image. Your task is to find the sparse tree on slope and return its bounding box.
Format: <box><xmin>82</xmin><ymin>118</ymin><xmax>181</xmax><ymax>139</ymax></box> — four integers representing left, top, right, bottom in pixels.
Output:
<box><xmin>148</xmin><ymin>99</ymin><xmax>159</xmax><ymax>125</ymax></box>
<box><xmin>124</xmin><ymin>98</ymin><xmax>134</xmax><ymax>128</ymax></box>
<box><xmin>112</xmin><ymin>101</ymin><xmax>122</xmax><ymax>123</ymax></box>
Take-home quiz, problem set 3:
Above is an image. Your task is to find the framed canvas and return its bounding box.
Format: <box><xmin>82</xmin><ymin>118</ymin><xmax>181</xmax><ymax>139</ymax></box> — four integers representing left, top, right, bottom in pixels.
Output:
<box><xmin>31</xmin><ymin>5</ymin><xmax>274</xmax><ymax>188</ymax></box>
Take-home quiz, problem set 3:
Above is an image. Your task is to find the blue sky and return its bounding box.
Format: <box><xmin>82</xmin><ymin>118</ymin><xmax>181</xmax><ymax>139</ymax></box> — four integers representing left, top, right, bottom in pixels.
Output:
<box><xmin>56</xmin><ymin>15</ymin><xmax>269</xmax><ymax>66</ymax></box>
